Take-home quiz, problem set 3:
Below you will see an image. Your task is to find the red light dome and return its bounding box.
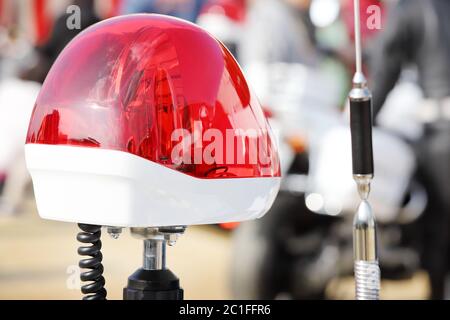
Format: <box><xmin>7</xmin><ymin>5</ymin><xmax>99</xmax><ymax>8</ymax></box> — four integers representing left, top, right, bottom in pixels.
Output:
<box><xmin>25</xmin><ymin>14</ymin><xmax>280</xmax><ymax>227</ymax></box>
<box><xmin>26</xmin><ymin>14</ymin><xmax>279</xmax><ymax>179</ymax></box>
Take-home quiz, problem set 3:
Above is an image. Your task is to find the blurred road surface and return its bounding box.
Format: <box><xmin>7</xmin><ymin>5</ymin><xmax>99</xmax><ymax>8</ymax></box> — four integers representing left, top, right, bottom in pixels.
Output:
<box><xmin>0</xmin><ymin>197</ymin><xmax>232</xmax><ymax>300</ymax></box>
<box><xmin>0</xmin><ymin>194</ymin><xmax>429</xmax><ymax>300</ymax></box>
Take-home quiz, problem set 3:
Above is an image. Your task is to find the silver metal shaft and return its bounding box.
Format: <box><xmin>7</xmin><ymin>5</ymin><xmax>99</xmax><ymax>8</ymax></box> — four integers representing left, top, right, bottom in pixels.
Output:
<box><xmin>353</xmin><ymin>201</ymin><xmax>380</xmax><ymax>300</ymax></box>
<box><xmin>354</xmin><ymin>0</ymin><xmax>363</xmax><ymax>76</ymax></box>
<box><xmin>351</xmin><ymin>0</ymin><xmax>380</xmax><ymax>300</ymax></box>
<box><xmin>354</xmin><ymin>201</ymin><xmax>376</xmax><ymax>261</ymax></box>
<box><xmin>143</xmin><ymin>239</ymin><xmax>166</xmax><ymax>270</ymax></box>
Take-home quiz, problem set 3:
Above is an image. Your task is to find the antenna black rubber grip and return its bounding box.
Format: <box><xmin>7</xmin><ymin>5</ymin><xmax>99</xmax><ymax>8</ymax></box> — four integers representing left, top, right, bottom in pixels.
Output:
<box><xmin>350</xmin><ymin>98</ymin><xmax>374</xmax><ymax>175</ymax></box>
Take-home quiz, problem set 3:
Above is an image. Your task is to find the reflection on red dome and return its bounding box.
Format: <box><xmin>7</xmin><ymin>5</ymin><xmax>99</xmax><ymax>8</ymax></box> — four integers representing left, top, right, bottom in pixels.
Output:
<box><xmin>26</xmin><ymin>14</ymin><xmax>280</xmax><ymax>179</ymax></box>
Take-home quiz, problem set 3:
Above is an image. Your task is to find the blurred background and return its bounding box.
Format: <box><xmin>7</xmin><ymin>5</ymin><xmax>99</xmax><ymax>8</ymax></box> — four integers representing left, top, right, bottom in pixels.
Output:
<box><xmin>0</xmin><ymin>0</ymin><xmax>449</xmax><ymax>299</ymax></box>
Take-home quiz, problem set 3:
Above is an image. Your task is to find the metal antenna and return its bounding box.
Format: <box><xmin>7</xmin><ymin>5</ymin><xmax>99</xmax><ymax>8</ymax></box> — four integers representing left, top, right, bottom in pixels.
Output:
<box><xmin>354</xmin><ymin>0</ymin><xmax>363</xmax><ymax>75</ymax></box>
<box><xmin>349</xmin><ymin>0</ymin><xmax>380</xmax><ymax>300</ymax></box>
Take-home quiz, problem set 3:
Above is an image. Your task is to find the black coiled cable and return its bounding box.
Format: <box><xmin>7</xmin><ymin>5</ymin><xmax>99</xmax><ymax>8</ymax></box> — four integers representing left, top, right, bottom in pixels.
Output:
<box><xmin>77</xmin><ymin>224</ymin><xmax>107</xmax><ymax>300</ymax></box>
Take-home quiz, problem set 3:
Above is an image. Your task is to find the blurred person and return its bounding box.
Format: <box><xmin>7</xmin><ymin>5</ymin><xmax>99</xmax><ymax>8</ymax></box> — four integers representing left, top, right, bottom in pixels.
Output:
<box><xmin>240</xmin><ymin>0</ymin><xmax>317</xmax><ymax>68</ymax></box>
<box><xmin>239</xmin><ymin>0</ymin><xmax>353</xmax><ymax>96</ymax></box>
<box><xmin>0</xmin><ymin>0</ymin><xmax>99</xmax><ymax>215</ymax></box>
<box><xmin>338</xmin><ymin>0</ymin><xmax>386</xmax><ymax>72</ymax></box>
<box><xmin>0</xmin><ymin>26</ymin><xmax>35</xmax><ymax>80</ymax></box>
<box><xmin>97</xmin><ymin>0</ymin><xmax>124</xmax><ymax>18</ymax></box>
<box><xmin>196</xmin><ymin>0</ymin><xmax>247</xmax><ymax>58</ymax></box>
<box><xmin>341</xmin><ymin>0</ymin><xmax>385</xmax><ymax>48</ymax></box>
<box><xmin>0</xmin><ymin>77</ymin><xmax>40</xmax><ymax>215</ymax></box>
<box><xmin>22</xmin><ymin>0</ymin><xmax>100</xmax><ymax>83</ymax></box>
<box><xmin>120</xmin><ymin>0</ymin><xmax>206</xmax><ymax>22</ymax></box>
<box><xmin>40</xmin><ymin>0</ymin><xmax>99</xmax><ymax>61</ymax></box>
<box><xmin>369</xmin><ymin>0</ymin><xmax>450</xmax><ymax>299</ymax></box>
<box><xmin>238</xmin><ymin>0</ymin><xmax>320</xmax><ymax>116</ymax></box>
<box><xmin>238</xmin><ymin>0</ymin><xmax>344</xmax><ymax>140</ymax></box>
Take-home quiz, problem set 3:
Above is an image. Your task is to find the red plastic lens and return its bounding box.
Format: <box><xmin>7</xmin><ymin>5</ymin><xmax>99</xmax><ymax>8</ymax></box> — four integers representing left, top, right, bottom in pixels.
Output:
<box><xmin>26</xmin><ymin>14</ymin><xmax>280</xmax><ymax>179</ymax></box>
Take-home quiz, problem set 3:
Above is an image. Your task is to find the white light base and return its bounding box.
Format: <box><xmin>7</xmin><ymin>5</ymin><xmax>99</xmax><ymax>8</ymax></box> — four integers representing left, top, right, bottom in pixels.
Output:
<box><xmin>25</xmin><ymin>144</ymin><xmax>280</xmax><ymax>227</ymax></box>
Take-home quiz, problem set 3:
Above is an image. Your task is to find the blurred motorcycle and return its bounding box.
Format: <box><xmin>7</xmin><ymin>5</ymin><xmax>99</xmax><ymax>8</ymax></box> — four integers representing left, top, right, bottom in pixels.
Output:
<box><xmin>199</xmin><ymin>0</ymin><xmax>432</xmax><ymax>299</ymax></box>
<box><xmin>0</xmin><ymin>78</ymin><xmax>40</xmax><ymax>215</ymax></box>
<box><xmin>230</xmin><ymin>64</ymin><xmax>429</xmax><ymax>299</ymax></box>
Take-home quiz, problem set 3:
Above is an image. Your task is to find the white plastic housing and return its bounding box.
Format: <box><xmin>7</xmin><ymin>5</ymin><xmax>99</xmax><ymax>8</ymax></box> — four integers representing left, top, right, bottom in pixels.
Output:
<box><xmin>25</xmin><ymin>144</ymin><xmax>281</xmax><ymax>227</ymax></box>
